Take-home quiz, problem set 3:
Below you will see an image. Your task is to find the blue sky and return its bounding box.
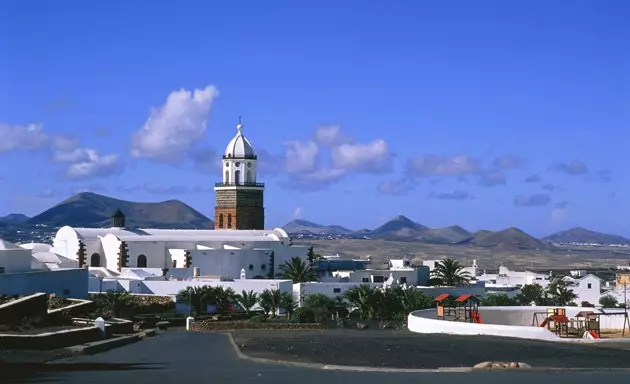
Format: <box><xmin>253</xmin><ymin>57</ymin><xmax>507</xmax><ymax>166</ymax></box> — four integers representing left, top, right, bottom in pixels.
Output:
<box><xmin>0</xmin><ymin>0</ymin><xmax>627</xmax><ymax>237</ymax></box>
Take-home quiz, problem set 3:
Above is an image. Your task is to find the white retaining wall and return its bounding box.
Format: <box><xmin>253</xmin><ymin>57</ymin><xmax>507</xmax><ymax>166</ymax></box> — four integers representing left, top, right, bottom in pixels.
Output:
<box><xmin>0</xmin><ymin>268</ymin><xmax>88</xmax><ymax>298</ymax></box>
<box><xmin>408</xmin><ymin>309</ymin><xmax>561</xmax><ymax>341</ymax></box>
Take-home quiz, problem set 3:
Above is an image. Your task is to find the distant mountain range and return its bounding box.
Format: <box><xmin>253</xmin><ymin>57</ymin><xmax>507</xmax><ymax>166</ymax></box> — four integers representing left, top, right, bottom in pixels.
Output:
<box><xmin>282</xmin><ymin>215</ymin><xmax>630</xmax><ymax>250</ymax></box>
<box><xmin>2</xmin><ymin>193</ymin><xmax>628</xmax><ymax>248</ymax></box>
<box><xmin>23</xmin><ymin>192</ymin><xmax>213</xmax><ymax>229</ymax></box>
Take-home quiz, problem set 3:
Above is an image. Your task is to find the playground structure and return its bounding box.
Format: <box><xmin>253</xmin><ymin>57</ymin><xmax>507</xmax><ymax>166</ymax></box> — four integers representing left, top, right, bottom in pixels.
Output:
<box><xmin>533</xmin><ymin>308</ymin><xmax>630</xmax><ymax>339</ymax></box>
<box><xmin>435</xmin><ymin>293</ymin><xmax>482</xmax><ymax>324</ymax></box>
<box><xmin>413</xmin><ymin>302</ymin><xmax>630</xmax><ymax>341</ymax></box>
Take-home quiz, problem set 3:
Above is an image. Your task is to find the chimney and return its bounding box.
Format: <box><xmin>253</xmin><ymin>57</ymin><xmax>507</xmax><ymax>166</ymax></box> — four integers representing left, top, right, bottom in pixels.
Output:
<box><xmin>111</xmin><ymin>209</ymin><xmax>126</xmax><ymax>228</ymax></box>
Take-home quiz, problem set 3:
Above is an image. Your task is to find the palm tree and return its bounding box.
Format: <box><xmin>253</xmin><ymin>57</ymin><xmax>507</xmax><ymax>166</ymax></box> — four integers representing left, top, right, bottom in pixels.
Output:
<box><xmin>278</xmin><ymin>256</ymin><xmax>318</xmax><ymax>283</ymax></box>
<box><xmin>430</xmin><ymin>259</ymin><xmax>472</xmax><ymax>287</ymax></box>
<box><xmin>211</xmin><ymin>286</ymin><xmax>236</xmax><ymax>316</ymax></box>
<box><xmin>304</xmin><ymin>293</ymin><xmax>337</xmax><ymax>322</ymax></box>
<box><xmin>258</xmin><ymin>288</ymin><xmax>281</xmax><ymax>318</ymax></box>
<box><xmin>98</xmin><ymin>291</ymin><xmax>133</xmax><ymax>318</ymax></box>
<box><xmin>344</xmin><ymin>284</ymin><xmax>380</xmax><ymax>320</ymax></box>
<box><xmin>236</xmin><ymin>290</ymin><xmax>259</xmax><ymax>315</ymax></box>
<box><xmin>177</xmin><ymin>286</ymin><xmax>208</xmax><ymax>315</ymax></box>
<box><xmin>280</xmin><ymin>292</ymin><xmax>297</xmax><ymax>318</ymax></box>
<box><xmin>546</xmin><ymin>279</ymin><xmax>577</xmax><ymax>306</ymax></box>
<box><xmin>399</xmin><ymin>287</ymin><xmax>433</xmax><ymax>314</ymax></box>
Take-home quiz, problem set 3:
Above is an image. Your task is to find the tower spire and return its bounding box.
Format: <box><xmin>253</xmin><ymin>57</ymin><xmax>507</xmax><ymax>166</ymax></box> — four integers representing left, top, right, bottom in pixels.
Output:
<box><xmin>237</xmin><ymin>116</ymin><xmax>243</xmax><ymax>135</ymax></box>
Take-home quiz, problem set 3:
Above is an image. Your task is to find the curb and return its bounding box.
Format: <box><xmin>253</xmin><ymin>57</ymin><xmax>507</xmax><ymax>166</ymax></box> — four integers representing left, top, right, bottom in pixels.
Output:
<box><xmin>65</xmin><ymin>329</ymin><xmax>157</xmax><ymax>355</ymax></box>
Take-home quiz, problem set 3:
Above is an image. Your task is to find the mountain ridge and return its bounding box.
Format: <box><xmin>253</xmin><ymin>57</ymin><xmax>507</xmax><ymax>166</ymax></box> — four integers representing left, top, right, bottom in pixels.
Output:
<box><xmin>282</xmin><ymin>217</ymin><xmax>628</xmax><ymax>249</ymax></box>
<box><xmin>28</xmin><ymin>192</ymin><xmax>213</xmax><ymax>229</ymax></box>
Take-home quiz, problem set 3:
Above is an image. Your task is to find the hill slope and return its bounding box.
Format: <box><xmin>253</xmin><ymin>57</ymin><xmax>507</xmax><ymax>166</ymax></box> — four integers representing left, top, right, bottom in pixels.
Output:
<box><xmin>367</xmin><ymin>215</ymin><xmax>429</xmax><ymax>241</ymax></box>
<box><xmin>0</xmin><ymin>213</ymin><xmax>30</xmax><ymax>224</ymax></box>
<box><xmin>282</xmin><ymin>219</ymin><xmax>354</xmax><ymax>235</ymax></box>
<box><xmin>544</xmin><ymin>227</ymin><xmax>630</xmax><ymax>245</ymax></box>
<box><xmin>28</xmin><ymin>192</ymin><xmax>213</xmax><ymax>229</ymax></box>
<box><xmin>459</xmin><ymin>227</ymin><xmax>556</xmax><ymax>251</ymax></box>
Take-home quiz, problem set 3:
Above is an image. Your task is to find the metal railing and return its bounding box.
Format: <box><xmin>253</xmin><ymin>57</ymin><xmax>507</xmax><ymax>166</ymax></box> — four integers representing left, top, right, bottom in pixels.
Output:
<box><xmin>214</xmin><ymin>182</ymin><xmax>265</xmax><ymax>188</ymax></box>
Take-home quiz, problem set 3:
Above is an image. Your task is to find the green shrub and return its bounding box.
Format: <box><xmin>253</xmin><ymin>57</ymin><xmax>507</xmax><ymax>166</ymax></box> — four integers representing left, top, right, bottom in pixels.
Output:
<box><xmin>291</xmin><ymin>307</ymin><xmax>316</xmax><ymax>323</ymax></box>
<box><xmin>248</xmin><ymin>314</ymin><xmax>268</xmax><ymax>323</ymax></box>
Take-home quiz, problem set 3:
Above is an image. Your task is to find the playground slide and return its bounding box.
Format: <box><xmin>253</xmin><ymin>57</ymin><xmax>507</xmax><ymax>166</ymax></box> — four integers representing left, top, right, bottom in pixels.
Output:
<box><xmin>539</xmin><ymin>317</ymin><xmax>550</xmax><ymax>328</ymax></box>
<box><xmin>588</xmin><ymin>330</ymin><xmax>600</xmax><ymax>339</ymax></box>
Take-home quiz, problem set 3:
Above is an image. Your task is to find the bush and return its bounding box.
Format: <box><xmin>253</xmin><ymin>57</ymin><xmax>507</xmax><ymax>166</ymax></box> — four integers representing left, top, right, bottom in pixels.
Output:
<box><xmin>248</xmin><ymin>314</ymin><xmax>268</xmax><ymax>323</ymax></box>
<box><xmin>291</xmin><ymin>307</ymin><xmax>316</xmax><ymax>323</ymax></box>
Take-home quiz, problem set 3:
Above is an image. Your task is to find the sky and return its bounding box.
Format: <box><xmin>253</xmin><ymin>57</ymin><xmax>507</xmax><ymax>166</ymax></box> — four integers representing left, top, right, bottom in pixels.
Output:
<box><xmin>0</xmin><ymin>0</ymin><xmax>628</xmax><ymax>237</ymax></box>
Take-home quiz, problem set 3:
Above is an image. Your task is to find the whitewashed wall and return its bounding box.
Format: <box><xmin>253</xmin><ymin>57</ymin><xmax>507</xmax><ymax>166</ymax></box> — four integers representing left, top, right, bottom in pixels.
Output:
<box><xmin>293</xmin><ymin>282</ymin><xmax>382</xmax><ymax>307</ymax></box>
<box><xmin>415</xmin><ymin>285</ymin><xmax>486</xmax><ymax>298</ymax></box>
<box><xmin>189</xmin><ymin>248</ymin><xmax>270</xmax><ymax>279</ymax></box>
<box><xmin>408</xmin><ymin>309</ymin><xmax>561</xmax><ymax>341</ymax></box>
<box><xmin>0</xmin><ymin>268</ymin><xmax>89</xmax><ymax>298</ymax></box>
<box><xmin>0</xmin><ymin>249</ymin><xmax>32</xmax><ymax>273</ymax></box>
<box><xmin>139</xmin><ymin>279</ymin><xmax>293</xmax><ymax>297</ymax></box>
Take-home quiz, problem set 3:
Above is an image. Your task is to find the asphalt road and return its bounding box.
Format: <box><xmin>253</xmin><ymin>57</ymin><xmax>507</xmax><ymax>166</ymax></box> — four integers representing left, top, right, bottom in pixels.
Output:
<box><xmin>1</xmin><ymin>332</ymin><xmax>630</xmax><ymax>384</ymax></box>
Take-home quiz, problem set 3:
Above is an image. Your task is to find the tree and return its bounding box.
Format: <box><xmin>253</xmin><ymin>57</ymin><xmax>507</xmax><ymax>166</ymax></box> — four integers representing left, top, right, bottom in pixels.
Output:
<box><xmin>481</xmin><ymin>294</ymin><xmax>517</xmax><ymax>306</ymax></box>
<box><xmin>97</xmin><ymin>291</ymin><xmax>134</xmax><ymax>318</ymax></box>
<box><xmin>211</xmin><ymin>286</ymin><xmax>236</xmax><ymax>316</ymax></box>
<box><xmin>546</xmin><ymin>279</ymin><xmax>577</xmax><ymax>306</ymax></box>
<box><xmin>304</xmin><ymin>293</ymin><xmax>337</xmax><ymax>322</ymax></box>
<box><xmin>236</xmin><ymin>290</ymin><xmax>259</xmax><ymax>315</ymax></box>
<box><xmin>344</xmin><ymin>284</ymin><xmax>380</xmax><ymax>320</ymax></box>
<box><xmin>177</xmin><ymin>286</ymin><xmax>210</xmax><ymax>315</ymax></box>
<box><xmin>307</xmin><ymin>246</ymin><xmax>324</xmax><ymax>263</ymax></box>
<box><xmin>430</xmin><ymin>259</ymin><xmax>472</xmax><ymax>287</ymax></box>
<box><xmin>599</xmin><ymin>295</ymin><xmax>618</xmax><ymax>308</ymax></box>
<box><xmin>515</xmin><ymin>284</ymin><xmax>546</xmax><ymax>305</ymax></box>
<box><xmin>280</xmin><ymin>292</ymin><xmax>297</xmax><ymax>318</ymax></box>
<box><xmin>258</xmin><ymin>288</ymin><xmax>281</xmax><ymax>318</ymax></box>
<box><xmin>278</xmin><ymin>256</ymin><xmax>318</xmax><ymax>283</ymax></box>
<box><xmin>399</xmin><ymin>287</ymin><xmax>433</xmax><ymax>314</ymax></box>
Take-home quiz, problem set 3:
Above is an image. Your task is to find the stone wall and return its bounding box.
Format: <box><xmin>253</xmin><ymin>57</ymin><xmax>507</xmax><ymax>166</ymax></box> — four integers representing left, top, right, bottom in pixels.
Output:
<box><xmin>0</xmin><ymin>326</ymin><xmax>101</xmax><ymax>349</ymax></box>
<box><xmin>0</xmin><ymin>293</ymin><xmax>48</xmax><ymax>325</ymax></box>
<box><xmin>192</xmin><ymin>320</ymin><xmax>325</xmax><ymax>331</ymax></box>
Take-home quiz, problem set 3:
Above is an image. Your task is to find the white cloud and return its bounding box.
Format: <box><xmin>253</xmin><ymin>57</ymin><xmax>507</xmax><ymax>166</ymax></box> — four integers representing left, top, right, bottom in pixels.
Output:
<box><xmin>130</xmin><ymin>85</ymin><xmax>219</xmax><ymax>162</ymax></box>
<box><xmin>292</xmin><ymin>206</ymin><xmax>302</xmax><ymax>218</ymax></box>
<box><xmin>313</xmin><ymin>125</ymin><xmax>353</xmax><ymax>146</ymax></box>
<box><xmin>406</xmin><ymin>154</ymin><xmax>479</xmax><ymax>177</ymax></box>
<box><xmin>283</xmin><ymin>139</ymin><xmax>319</xmax><ymax>173</ymax></box>
<box><xmin>59</xmin><ymin>148</ymin><xmax>122</xmax><ymax>180</ymax></box>
<box><xmin>0</xmin><ymin>123</ymin><xmax>50</xmax><ymax>152</ymax></box>
<box><xmin>331</xmin><ymin>139</ymin><xmax>392</xmax><ymax>172</ymax></box>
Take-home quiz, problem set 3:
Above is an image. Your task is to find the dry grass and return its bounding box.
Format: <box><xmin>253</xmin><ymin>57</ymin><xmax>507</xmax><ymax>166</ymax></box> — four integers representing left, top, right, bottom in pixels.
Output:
<box><xmin>600</xmin><ymin>329</ymin><xmax>630</xmax><ymax>339</ymax></box>
<box><xmin>302</xmin><ymin>239</ymin><xmax>630</xmax><ymax>269</ymax></box>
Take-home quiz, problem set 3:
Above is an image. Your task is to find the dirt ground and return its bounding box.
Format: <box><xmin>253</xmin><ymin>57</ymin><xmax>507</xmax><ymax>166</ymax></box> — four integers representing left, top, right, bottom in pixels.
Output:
<box><xmin>305</xmin><ymin>239</ymin><xmax>630</xmax><ymax>270</ymax></box>
<box><xmin>231</xmin><ymin>329</ymin><xmax>630</xmax><ymax>369</ymax></box>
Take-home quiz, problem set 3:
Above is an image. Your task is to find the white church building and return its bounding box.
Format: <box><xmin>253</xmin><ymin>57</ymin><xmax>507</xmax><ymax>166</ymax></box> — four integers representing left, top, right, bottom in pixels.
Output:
<box><xmin>51</xmin><ymin>120</ymin><xmax>309</xmax><ymax>280</ymax></box>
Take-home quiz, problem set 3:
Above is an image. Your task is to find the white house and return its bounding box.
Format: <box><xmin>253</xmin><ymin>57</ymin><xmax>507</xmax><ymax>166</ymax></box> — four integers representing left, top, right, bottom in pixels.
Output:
<box><xmin>569</xmin><ymin>274</ymin><xmax>602</xmax><ymax>305</ymax></box>
<box><xmin>0</xmin><ymin>238</ymin><xmax>88</xmax><ymax>298</ymax></box>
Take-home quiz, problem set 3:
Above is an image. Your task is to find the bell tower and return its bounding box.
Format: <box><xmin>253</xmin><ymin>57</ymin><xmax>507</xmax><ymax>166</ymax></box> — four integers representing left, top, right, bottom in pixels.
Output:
<box><xmin>214</xmin><ymin>119</ymin><xmax>265</xmax><ymax>230</ymax></box>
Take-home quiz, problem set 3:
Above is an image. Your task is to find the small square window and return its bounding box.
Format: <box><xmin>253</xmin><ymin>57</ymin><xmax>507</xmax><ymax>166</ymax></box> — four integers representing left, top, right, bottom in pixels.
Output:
<box><xmin>587</xmin><ymin>283</ymin><xmax>592</xmax><ymax>289</ymax></box>
<box><xmin>333</xmin><ymin>288</ymin><xmax>341</xmax><ymax>294</ymax></box>
<box><xmin>362</xmin><ymin>278</ymin><xmax>369</xmax><ymax>282</ymax></box>
<box><xmin>400</xmin><ymin>277</ymin><xmax>407</xmax><ymax>284</ymax></box>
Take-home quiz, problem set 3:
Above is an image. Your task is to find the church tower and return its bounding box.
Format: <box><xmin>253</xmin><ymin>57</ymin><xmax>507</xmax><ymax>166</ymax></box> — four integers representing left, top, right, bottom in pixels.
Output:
<box><xmin>214</xmin><ymin>119</ymin><xmax>265</xmax><ymax>230</ymax></box>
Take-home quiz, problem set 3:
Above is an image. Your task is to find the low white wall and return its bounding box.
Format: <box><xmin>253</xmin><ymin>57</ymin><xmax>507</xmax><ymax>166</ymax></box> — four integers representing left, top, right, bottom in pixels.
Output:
<box><xmin>0</xmin><ymin>268</ymin><xmax>88</xmax><ymax>298</ymax></box>
<box><xmin>408</xmin><ymin>309</ymin><xmax>561</xmax><ymax>341</ymax></box>
<box><xmin>140</xmin><ymin>279</ymin><xmax>294</xmax><ymax>297</ymax></box>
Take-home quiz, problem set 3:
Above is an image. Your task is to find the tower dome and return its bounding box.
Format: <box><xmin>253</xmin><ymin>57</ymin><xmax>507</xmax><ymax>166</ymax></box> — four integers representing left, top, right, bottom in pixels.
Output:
<box><xmin>224</xmin><ymin>120</ymin><xmax>256</xmax><ymax>159</ymax></box>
